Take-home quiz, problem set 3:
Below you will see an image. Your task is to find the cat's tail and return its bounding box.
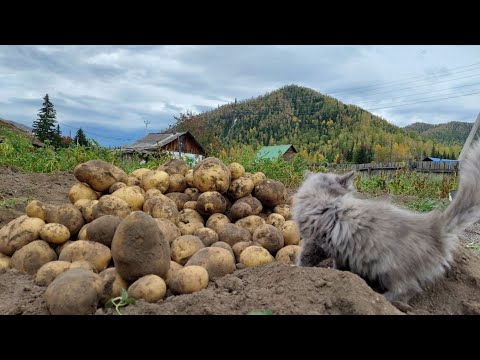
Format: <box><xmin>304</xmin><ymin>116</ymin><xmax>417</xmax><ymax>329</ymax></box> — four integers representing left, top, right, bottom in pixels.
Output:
<box><xmin>443</xmin><ymin>140</ymin><xmax>480</xmax><ymax>234</ymax></box>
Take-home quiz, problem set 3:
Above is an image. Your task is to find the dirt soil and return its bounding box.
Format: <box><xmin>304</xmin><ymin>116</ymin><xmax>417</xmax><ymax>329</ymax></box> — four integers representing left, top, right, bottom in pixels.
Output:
<box><xmin>2</xmin><ymin>166</ymin><xmax>480</xmax><ymax>315</ymax></box>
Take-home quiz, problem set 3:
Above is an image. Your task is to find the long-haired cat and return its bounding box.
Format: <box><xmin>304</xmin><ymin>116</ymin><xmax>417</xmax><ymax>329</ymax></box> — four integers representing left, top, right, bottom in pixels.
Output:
<box><xmin>294</xmin><ymin>140</ymin><xmax>480</xmax><ymax>302</ymax></box>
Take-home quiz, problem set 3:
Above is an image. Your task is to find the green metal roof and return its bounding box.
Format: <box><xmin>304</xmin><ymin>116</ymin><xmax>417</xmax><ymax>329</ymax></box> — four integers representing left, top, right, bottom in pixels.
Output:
<box><xmin>256</xmin><ymin>145</ymin><xmax>294</xmax><ymax>159</ymax></box>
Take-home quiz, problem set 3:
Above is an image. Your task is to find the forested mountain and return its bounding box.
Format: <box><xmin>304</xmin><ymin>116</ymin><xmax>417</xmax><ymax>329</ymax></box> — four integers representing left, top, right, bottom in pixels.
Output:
<box><xmin>170</xmin><ymin>85</ymin><xmax>462</xmax><ymax>163</ymax></box>
<box><xmin>404</xmin><ymin>121</ymin><xmax>472</xmax><ymax>147</ymax></box>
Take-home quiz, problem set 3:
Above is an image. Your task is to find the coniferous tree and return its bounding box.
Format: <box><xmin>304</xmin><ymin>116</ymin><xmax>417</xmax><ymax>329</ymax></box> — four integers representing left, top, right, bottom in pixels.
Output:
<box><xmin>74</xmin><ymin>128</ymin><xmax>89</xmax><ymax>146</ymax></box>
<box><xmin>32</xmin><ymin>94</ymin><xmax>59</xmax><ymax>145</ymax></box>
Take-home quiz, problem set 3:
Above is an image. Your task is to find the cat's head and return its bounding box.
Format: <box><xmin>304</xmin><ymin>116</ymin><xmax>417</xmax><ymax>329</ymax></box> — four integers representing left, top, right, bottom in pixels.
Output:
<box><xmin>301</xmin><ymin>170</ymin><xmax>356</xmax><ymax>196</ymax></box>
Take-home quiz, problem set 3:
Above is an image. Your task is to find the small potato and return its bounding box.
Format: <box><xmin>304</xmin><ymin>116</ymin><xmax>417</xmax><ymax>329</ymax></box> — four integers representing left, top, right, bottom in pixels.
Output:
<box><xmin>25</xmin><ymin>200</ymin><xmax>50</xmax><ymax>220</ymax></box>
<box><xmin>185</xmin><ymin>170</ymin><xmax>194</xmax><ymax>187</ymax></box>
<box><xmin>185</xmin><ymin>247</ymin><xmax>235</xmax><ymax>280</ymax></box>
<box><xmin>193</xmin><ymin>227</ymin><xmax>218</xmax><ymax>247</ymax></box>
<box><xmin>40</xmin><ymin>223</ymin><xmax>71</xmax><ymax>244</ymax></box>
<box><xmin>81</xmin><ymin>200</ymin><xmax>98</xmax><ymax>223</ymax></box>
<box><xmin>228</xmin><ymin>177</ymin><xmax>254</xmax><ymax>200</ymax></box>
<box><xmin>253</xmin><ymin>224</ymin><xmax>284</xmax><ymax>253</ymax></box>
<box><xmin>86</xmin><ymin>215</ymin><xmax>122</xmax><ymax>247</ymax></box>
<box><xmin>210</xmin><ymin>241</ymin><xmax>235</xmax><ymax>260</ymax></box>
<box><xmin>92</xmin><ymin>195</ymin><xmax>132</xmax><ymax>220</ymax></box>
<box><xmin>167</xmin><ymin>174</ymin><xmax>187</xmax><ymax>193</ymax></box>
<box><xmin>154</xmin><ymin>218</ymin><xmax>181</xmax><ymax>245</ymax></box>
<box><xmin>169</xmin><ymin>265</ymin><xmax>209</xmax><ymax>295</ymax></box>
<box><xmin>228</xmin><ymin>162</ymin><xmax>245</xmax><ymax>180</ymax></box>
<box><xmin>235</xmin><ymin>215</ymin><xmax>265</xmax><ymax>235</ymax></box>
<box><xmin>144</xmin><ymin>188</ymin><xmax>164</xmax><ymax>201</ymax></box>
<box><xmin>10</xmin><ymin>240</ymin><xmax>57</xmax><ymax>275</ymax></box>
<box><xmin>111</xmin><ymin>186</ymin><xmax>145</xmax><ymax>211</ymax></box>
<box><xmin>281</xmin><ymin>220</ymin><xmax>301</xmax><ymax>246</ymax></box>
<box><xmin>109</xmin><ymin>182</ymin><xmax>127</xmax><ymax>194</ymax></box>
<box><xmin>141</xmin><ymin>170</ymin><xmax>170</xmax><ymax>193</ymax></box>
<box><xmin>128</xmin><ymin>274</ymin><xmax>166</xmax><ymax>303</ymax></box>
<box><xmin>158</xmin><ymin>159</ymin><xmax>189</xmax><ymax>176</ymax></box>
<box><xmin>273</xmin><ymin>204</ymin><xmax>293</xmax><ymax>220</ymax></box>
<box><xmin>166</xmin><ymin>192</ymin><xmax>191</xmax><ymax>211</ymax></box>
<box><xmin>218</xmin><ymin>223</ymin><xmax>251</xmax><ymax>247</ymax></box>
<box><xmin>275</xmin><ymin>245</ymin><xmax>301</xmax><ymax>264</ymax></box>
<box><xmin>178</xmin><ymin>209</ymin><xmax>204</xmax><ymax>225</ymax></box>
<box><xmin>164</xmin><ymin>261</ymin><xmax>183</xmax><ymax>287</ymax></box>
<box><xmin>45</xmin><ymin>268</ymin><xmax>104</xmax><ymax>315</ymax></box>
<box><xmin>170</xmin><ymin>235</ymin><xmax>205</xmax><ymax>265</ymax></box>
<box><xmin>183</xmin><ymin>201</ymin><xmax>197</xmax><ymax>210</ymax></box>
<box><xmin>99</xmin><ymin>268</ymin><xmax>129</xmax><ymax>304</ymax></box>
<box><xmin>266</xmin><ymin>213</ymin><xmax>286</xmax><ymax>229</ymax></box>
<box><xmin>130</xmin><ymin>168</ymin><xmax>151</xmax><ymax>181</ymax></box>
<box><xmin>232</xmin><ymin>241</ymin><xmax>255</xmax><ymax>263</ymax></box>
<box><xmin>250</xmin><ymin>172</ymin><xmax>266</xmax><ymax>186</ymax></box>
<box><xmin>0</xmin><ymin>253</ymin><xmax>11</xmax><ymax>268</ymax></box>
<box><xmin>184</xmin><ymin>187</ymin><xmax>200</xmax><ymax>201</ymax></box>
<box><xmin>78</xmin><ymin>224</ymin><xmax>88</xmax><ymax>240</ymax></box>
<box><xmin>35</xmin><ymin>260</ymin><xmax>72</xmax><ymax>286</ymax></box>
<box><xmin>178</xmin><ymin>222</ymin><xmax>204</xmax><ymax>236</ymax></box>
<box><xmin>235</xmin><ymin>196</ymin><xmax>263</xmax><ymax>215</ymax></box>
<box><xmin>196</xmin><ymin>191</ymin><xmax>227</xmax><ymax>217</ymax></box>
<box><xmin>46</xmin><ymin>203</ymin><xmax>85</xmax><ymax>236</ymax></box>
<box><xmin>254</xmin><ymin>180</ymin><xmax>288</xmax><ymax>208</ymax></box>
<box><xmin>55</xmin><ymin>240</ymin><xmax>74</xmax><ymax>257</ymax></box>
<box><xmin>126</xmin><ymin>176</ymin><xmax>141</xmax><ymax>186</ymax></box>
<box><xmin>74</xmin><ymin>198</ymin><xmax>92</xmax><ymax>210</ymax></box>
<box><xmin>59</xmin><ymin>240</ymin><xmax>111</xmax><ymax>272</ymax></box>
<box><xmin>69</xmin><ymin>260</ymin><xmax>97</xmax><ymax>272</ymax></box>
<box><xmin>68</xmin><ymin>183</ymin><xmax>98</xmax><ymax>204</ymax></box>
<box><xmin>206</xmin><ymin>213</ymin><xmax>230</xmax><ymax>233</ymax></box>
<box><xmin>240</xmin><ymin>246</ymin><xmax>274</xmax><ymax>267</ymax></box>
<box><xmin>143</xmin><ymin>195</ymin><xmax>179</xmax><ymax>225</ymax></box>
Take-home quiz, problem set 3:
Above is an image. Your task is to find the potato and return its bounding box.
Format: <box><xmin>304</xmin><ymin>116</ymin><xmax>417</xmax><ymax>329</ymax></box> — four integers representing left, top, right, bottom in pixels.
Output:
<box><xmin>126</xmin><ymin>176</ymin><xmax>141</xmax><ymax>187</ymax></box>
<box><xmin>154</xmin><ymin>218</ymin><xmax>181</xmax><ymax>245</ymax></box>
<box><xmin>228</xmin><ymin>177</ymin><xmax>254</xmax><ymax>200</ymax></box>
<box><xmin>169</xmin><ymin>265</ymin><xmax>209</xmax><ymax>295</ymax></box>
<box><xmin>144</xmin><ymin>188</ymin><xmax>164</xmax><ymax>201</ymax></box>
<box><xmin>178</xmin><ymin>209</ymin><xmax>205</xmax><ymax>225</ymax></box>
<box><xmin>254</xmin><ymin>180</ymin><xmax>288</xmax><ymax>208</ymax></box>
<box><xmin>184</xmin><ymin>187</ymin><xmax>200</xmax><ymax>201</ymax></box>
<box><xmin>111</xmin><ymin>211</ymin><xmax>171</xmax><ymax>283</ymax></box>
<box><xmin>158</xmin><ymin>159</ymin><xmax>189</xmax><ymax>176</ymax></box>
<box><xmin>193</xmin><ymin>157</ymin><xmax>231</xmax><ymax>194</ymax></box>
<box><xmin>218</xmin><ymin>223</ymin><xmax>252</xmax><ymax>247</ymax></box>
<box><xmin>166</xmin><ymin>192</ymin><xmax>191</xmax><ymax>211</ymax></box>
<box><xmin>10</xmin><ymin>240</ymin><xmax>57</xmax><ymax>275</ymax></box>
<box><xmin>178</xmin><ymin>222</ymin><xmax>204</xmax><ymax>236</ymax></box>
<box><xmin>185</xmin><ymin>247</ymin><xmax>235</xmax><ymax>280</ymax></box>
<box><xmin>250</xmin><ymin>172</ymin><xmax>266</xmax><ymax>186</ymax></box>
<box><xmin>235</xmin><ymin>196</ymin><xmax>263</xmax><ymax>215</ymax></box>
<box><xmin>253</xmin><ymin>224</ymin><xmax>284</xmax><ymax>253</ymax></box>
<box><xmin>228</xmin><ymin>162</ymin><xmax>245</xmax><ymax>180</ymax></box>
<box><xmin>164</xmin><ymin>261</ymin><xmax>183</xmax><ymax>287</ymax></box>
<box><xmin>170</xmin><ymin>235</ymin><xmax>205</xmax><ymax>265</ymax></box>
<box><xmin>45</xmin><ymin>268</ymin><xmax>104</xmax><ymax>315</ymax></box>
<box><xmin>59</xmin><ymin>240</ymin><xmax>111</xmax><ymax>272</ymax></box>
<box><xmin>141</xmin><ymin>170</ymin><xmax>170</xmax><ymax>193</ymax></box>
<box><xmin>46</xmin><ymin>204</ymin><xmax>85</xmax><ymax>236</ymax></box>
<box><xmin>68</xmin><ymin>183</ymin><xmax>98</xmax><ymax>204</ymax></box>
<box><xmin>74</xmin><ymin>160</ymin><xmax>128</xmax><ymax>192</ymax></box>
<box><xmin>69</xmin><ymin>260</ymin><xmax>97</xmax><ymax>272</ymax></box>
<box><xmin>275</xmin><ymin>245</ymin><xmax>301</xmax><ymax>264</ymax></box>
<box><xmin>77</xmin><ymin>224</ymin><xmax>88</xmax><ymax>240</ymax></box>
<box><xmin>74</xmin><ymin>198</ymin><xmax>92</xmax><ymax>210</ymax></box>
<box><xmin>183</xmin><ymin>201</ymin><xmax>197</xmax><ymax>210</ymax></box>
<box><xmin>0</xmin><ymin>253</ymin><xmax>11</xmax><ymax>268</ymax></box>
<box><xmin>128</xmin><ymin>275</ymin><xmax>166</xmax><ymax>303</ymax></box>
<box><xmin>81</xmin><ymin>200</ymin><xmax>98</xmax><ymax>223</ymax></box>
<box><xmin>235</xmin><ymin>215</ymin><xmax>265</xmax><ymax>235</ymax></box>
<box><xmin>210</xmin><ymin>241</ymin><xmax>235</xmax><ymax>260</ymax></box>
<box><xmin>111</xmin><ymin>186</ymin><xmax>145</xmax><ymax>211</ymax></box>
<box><xmin>196</xmin><ymin>191</ymin><xmax>227</xmax><ymax>216</ymax></box>
<box><xmin>143</xmin><ymin>195</ymin><xmax>179</xmax><ymax>225</ymax></box>
<box><xmin>185</xmin><ymin>169</ymin><xmax>194</xmax><ymax>187</ymax></box>
<box><xmin>99</xmin><ymin>268</ymin><xmax>129</xmax><ymax>304</ymax></box>
<box><xmin>240</xmin><ymin>246</ymin><xmax>274</xmax><ymax>267</ymax></box>
<box><xmin>167</xmin><ymin>174</ymin><xmax>187</xmax><ymax>193</ymax></box>
<box><xmin>206</xmin><ymin>213</ymin><xmax>230</xmax><ymax>233</ymax></box>
<box><xmin>193</xmin><ymin>227</ymin><xmax>218</xmax><ymax>247</ymax></box>
<box><xmin>274</xmin><ymin>204</ymin><xmax>293</xmax><ymax>220</ymax></box>
<box><xmin>130</xmin><ymin>168</ymin><xmax>151</xmax><ymax>181</ymax></box>
<box><xmin>282</xmin><ymin>220</ymin><xmax>301</xmax><ymax>246</ymax></box>
<box><xmin>55</xmin><ymin>240</ymin><xmax>74</xmax><ymax>257</ymax></box>
<box><xmin>35</xmin><ymin>260</ymin><xmax>72</xmax><ymax>286</ymax></box>
<box><xmin>86</xmin><ymin>215</ymin><xmax>122</xmax><ymax>246</ymax></box>
<box><xmin>232</xmin><ymin>241</ymin><xmax>255</xmax><ymax>263</ymax></box>
<box><xmin>40</xmin><ymin>223</ymin><xmax>71</xmax><ymax>244</ymax></box>
<box><xmin>109</xmin><ymin>182</ymin><xmax>127</xmax><ymax>194</ymax></box>
<box><xmin>229</xmin><ymin>202</ymin><xmax>253</xmax><ymax>221</ymax></box>
<box><xmin>266</xmin><ymin>213</ymin><xmax>286</xmax><ymax>229</ymax></box>
<box><xmin>92</xmin><ymin>195</ymin><xmax>131</xmax><ymax>220</ymax></box>
<box><xmin>25</xmin><ymin>200</ymin><xmax>49</xmax><ymax>220</ymax></box>
<box><xmin>0</xmin><ymin>215</ymin><xmax>46</xmax><ymax>256</ymax></box>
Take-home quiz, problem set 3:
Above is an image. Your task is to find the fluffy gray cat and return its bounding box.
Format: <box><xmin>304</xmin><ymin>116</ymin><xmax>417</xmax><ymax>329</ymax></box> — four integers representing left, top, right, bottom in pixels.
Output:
<box><xmin>294</xmin><ymin>140</ymin><xmax>480</xmax><ymax>302</ymax></box>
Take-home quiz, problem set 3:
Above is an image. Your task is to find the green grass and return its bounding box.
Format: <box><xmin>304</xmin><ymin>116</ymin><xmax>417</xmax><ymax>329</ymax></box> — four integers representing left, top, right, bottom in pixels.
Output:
<box><xmin>0</xmin><ymin>197</ymin><xmax>31</xmax><ymax>209</ymax></box>
<box><xmin>404</xmin><ymin>199</ymin><xmax>448</xmax><ymax>212</ymax></box>
<box><xmin>247</xmin><ymin>309</ymin><xmax>274</xmax><ymax>315</ymax></box>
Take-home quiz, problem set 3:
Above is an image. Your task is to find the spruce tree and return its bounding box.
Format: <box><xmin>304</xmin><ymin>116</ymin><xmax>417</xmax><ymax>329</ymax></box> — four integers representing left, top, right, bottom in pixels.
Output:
<box><xmin>32</xmin><ymin>94</ymin><xmax>58</xmax><ymax>145</ymax></box>
<box><xmin>74</xmin><ymin>128</ymin><xmax>89</xmax><ymax>146</ymax></box>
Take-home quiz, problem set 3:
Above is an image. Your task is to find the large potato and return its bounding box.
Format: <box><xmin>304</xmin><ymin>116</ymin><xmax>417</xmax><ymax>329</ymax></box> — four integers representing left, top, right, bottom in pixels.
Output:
<box><xmin>228</xmin><ymin>177</ymin><xmax>254</xmax><ymax>200</ymax></box>
<box><xmin>81</xmin><ymin>200</ymin><xmax>98</xmax><ymax>223</ymax></box>
<box><xmin>164</xmin><ymin>261</ymin><xmax>183</xmax><ymax>287</ymax></box>
<box><xmin>206</xmin><ymin>213</ymin><xmax>230</xmax><ymax>233</ymax></box>
<box><xmin>193</xmin><ymin>157</ymin><xmax>231</xmax><ymax>194</ymax></box>
<box><xmin>281</xmin><ymin>220</ymin><xmax>301</xmax><ymax>245</ymax></box>
<box><xmin>254</xmin><ymin>180</ymin><xmax>288</xmax><ymax>208</ymax></box>
<box><xmin>196</xmin><ymin>191</ymin><xmax>227</xmax><ymax>217</ymax></box>
<box><xmin>39</xmin><ymin>223</ymin><xmax>71</xmax><ymax>244</ymax></box>
<box><xmin>59</xmin><ymin>240</ymin><xmax>111</xmax><ymax>272</ymax></box>
<box><xmin>55</xmin><ymin>240</ymin><xmax>74</xmax><ymax>256</ymax></box>
<box><xmin>235</xmin><ymin>215</ymin><xmax>265</xmax><ymax>235</ymax></box>
<box><xmin>228</xmin><ymin>162</ymin><xmax>245</xmax><ymax>180</ymax></box>
<box><xmin>229</xmin><ymin>202</ymin><xmax>253</xmax><ymax>221</ymax></box>
<box><xmin>185</xmin><ymin>170</ymin><xmax>194</xmax><ymax>187</ymax></box>
<box><xmin>240</xmin><ymin>246</ymin><xmax>274</xmax><ymax>267</ymax></box>
<box><xmin>130</xmin><ymin>168</ymin><xmax>151</xmax><ymax>181</ymax></box>
<box><xmin>169</xmin><ymin>265</ymin><xmax>209</xmax><ymax>295</ymax></box>
<box><xmin>274</xmin><ymin>204</ymin><xmax>293</xmax><ymax>220</ymax></box>
<box><xmin>143</xmin><ymin>195</ymin><xmax>179</xmax><ymax>225</ymax></box>
<box><xmin>235</xmin><ymin>196</ymin><xmax>263</xmax><ymax>215</ymax></box>
<box><xmin>0</xmin><ymin>215</ymin><xmax>46</xmax><ymax>256</ymax></box>
<box><xmin>167</xmin><ymin>174</ymin><xmax>187</xmax><ymax>193</ymax></box>
<box><xmin>275</xmin><ymin>245</ymin><xmax>301</xmax><ymax>264</ymax></box>
<box><xmin>111</xmin><ymin>186</ymin><xmax>145</xmax><ymax>211</ymax></box>
<box><xmin>193</xmin><ymin>228</ymin><xmax>218</xmax><ymax>247</ymax></box>
<box><xmin>253</xmin><ymin>224</ymin><xmax>284</xmax><ymax>253</ymax></box>
<box><xmin>185</xmin><ymin>247</ymin><xmax>235</xmax><ymax>280</ymax></box>
<box><xmin>158</xmin><ymin>159</ymin><xmax>189</xmax><ymax>176</ymax></box>
<box><xmin>78</xmin><ymin>224</ymin><xmax>88</xmax><ymax>240</ymax></box>
<box><xmin>74</xmin><ymin>160</ymin><xmax>128</xmax><ymax>192</ymax></box>
<box><xmin>46</xmin><ymin>204</ymin><xmax>85</xmax><ymax>236</ymax></box>
<box><xmin>170</xmin><ymin>235</ymin><xmax>205</xmax><ymax>265</ymax></box>
<box><xmin>68</xmin><ymin>183</ymin><xmax>98</xmax><ymax>204</ymax></box>
<box><xmin>154</xmin><ymin>218</ymin><xmax>181</xmax><ymax>244</ymax></box>
<box><xmin>35</xmin><ymin>260</ymin><xmax>72</xmax><ymax>286</ymax></box>
<box><xmin>10</xmin><ymin>240</ymin><xmax>57</xmax><ymax>275</ymax></box>
<box><xmin>99</xmin><ymin>268</ymin><xmax>129</xmax><ymax>305</ymax></box>
<box><xmin>141</xmin><ymin>170</ymin><xmax>170</xmax><ymax>193</ymax></box>
<box><xmin>111</xmin><ymin>211</ymin><xmax>171</xmax><ymax>283</ymax></box>
<box><xmin>165</xmin><ymin>192</ymin><xmax>191</xmax><ymax>211</ymax></box>
<box><xmin>45</xmin><ymin>268</ymin><xmax>104</xmax><ymax>315</ymax></box>
<box><xmin>86</xmin><ymin>215</ymin><xmax>122</xmax><ymax>246</ymax></box>
<box><xmin>0</xmin><ymin>253</ymin><xmax>11</xmax><ymax>268</ymax></box>
<box><xmin>25</xmin><ymin>200</ymin><xmax>50</xmax><ymax>221</ymax></box>
<box><xmin>128</xmin><ymin>275</ymin><xmax>166</xmax><ymax>303</ymax></box>
<box><xmin>218</xmin><ymin>223</ymin><xmax>251</xmax><ymax>247</ymax></box>
<box><xmin>92</xmin><ymin>195</ymin><xmax>131</xmax><ymax>220</ymax></box>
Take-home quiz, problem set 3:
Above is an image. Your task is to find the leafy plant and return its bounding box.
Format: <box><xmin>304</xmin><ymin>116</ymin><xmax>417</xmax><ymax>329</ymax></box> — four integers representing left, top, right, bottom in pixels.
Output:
<box><xmin>105</xmin><ymin>289</ymin><xmax>136</xmax><ymax>315</ymax></box>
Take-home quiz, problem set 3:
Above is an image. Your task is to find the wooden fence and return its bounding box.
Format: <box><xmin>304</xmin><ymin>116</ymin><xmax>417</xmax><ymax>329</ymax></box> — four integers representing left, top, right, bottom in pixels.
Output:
<box><xmin>327</xmin><ymin>160</ymin><xmax>459</xmax><ymax>176</ymax></box>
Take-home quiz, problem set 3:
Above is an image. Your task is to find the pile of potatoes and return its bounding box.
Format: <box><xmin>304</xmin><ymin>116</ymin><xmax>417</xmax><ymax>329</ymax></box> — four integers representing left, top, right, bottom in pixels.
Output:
<box><xmin>0</xmin><ymin>157</ymin><xmax>302</xmax><ymax>315</ymax></box>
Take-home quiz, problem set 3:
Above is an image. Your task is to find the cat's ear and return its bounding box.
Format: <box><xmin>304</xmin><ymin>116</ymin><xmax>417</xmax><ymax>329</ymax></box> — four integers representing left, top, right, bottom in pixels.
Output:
<box><xmin>303</xmin><ymin>170</ymin><xmax>313</xmax><ymax>179</ymax></box>
<box><xmin>338</xmin><ymin>171</ymin><xmax>356</xmax><ymax>187</ymax></box>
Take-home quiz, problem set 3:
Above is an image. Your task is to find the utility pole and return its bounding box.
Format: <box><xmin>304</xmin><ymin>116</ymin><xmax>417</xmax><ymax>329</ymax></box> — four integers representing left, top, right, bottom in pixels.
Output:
<box><xmin>144</xmin><ymin>120</ymin><xmax>151</xmax><ymax>135</ymax></box>
<box><xmin>458</xmin><ymin>112</ymin><xmax>480</xmax><ymax>162</ymax></box>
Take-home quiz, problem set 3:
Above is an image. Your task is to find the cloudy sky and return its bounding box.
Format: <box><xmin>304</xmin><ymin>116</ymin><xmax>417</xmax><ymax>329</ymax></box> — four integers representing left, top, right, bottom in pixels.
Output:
<box><xmin>1</xmin><ymin>45</ymin><xmax>479</xmax><ymax>147</ymax></box>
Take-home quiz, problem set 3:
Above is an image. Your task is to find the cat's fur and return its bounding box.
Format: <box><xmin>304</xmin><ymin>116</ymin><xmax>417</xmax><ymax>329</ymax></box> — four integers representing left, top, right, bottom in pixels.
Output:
<box><xmin>294</xmin><ymin>140</ymin><xmax>480</xmax><ymax>302</ymax></box>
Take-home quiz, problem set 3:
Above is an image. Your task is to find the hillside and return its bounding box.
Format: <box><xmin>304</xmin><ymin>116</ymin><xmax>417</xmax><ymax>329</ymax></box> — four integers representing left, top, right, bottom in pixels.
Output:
<box><xmin>0</xmin><ymin>118</ymin><xmax>43</xmax><ymax>147</ymax></box>
<box><xmin>171</xmin><ymin>85</ymin><xmax>461</xmax><ymax>163</ymax></box>
<box><xmin>404</xmin><ymin>121</ymin><xmax>473</xmax><ymax>147</ymax></box>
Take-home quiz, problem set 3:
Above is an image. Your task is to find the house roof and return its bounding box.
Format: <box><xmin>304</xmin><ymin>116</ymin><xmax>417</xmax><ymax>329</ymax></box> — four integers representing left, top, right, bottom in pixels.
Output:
<box><xmin>123</xmin><ymin>131</ymin><xmax>205</xmax><ymax>154</ymax></box>
<box><xmin>256</xmin><ymin>144</ymin><xmax>297</xmax><ymax>159</ymax></box>
<box><xmin>422</xmin><ymin>157</ymin><xmax>458</xmax><ymax>163</ymax></box>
